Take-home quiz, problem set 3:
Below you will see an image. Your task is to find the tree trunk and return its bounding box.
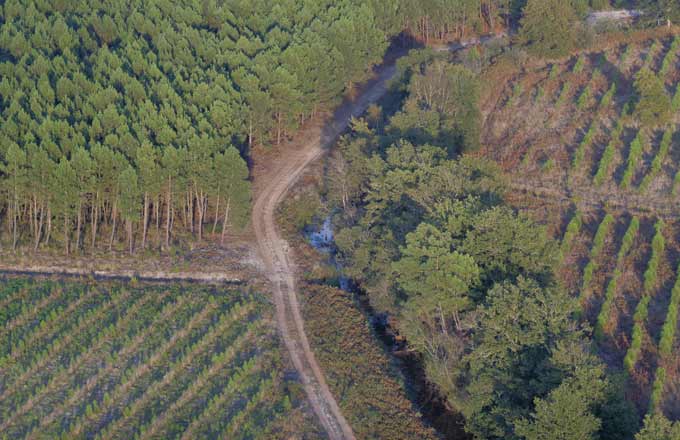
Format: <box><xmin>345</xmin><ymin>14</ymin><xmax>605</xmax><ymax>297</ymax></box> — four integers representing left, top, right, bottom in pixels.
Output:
<box><xmin>12</xmin><ymin>200</ymin><xmax>17</xmax><ymax>250</ymax></box>
<box><xmin>46</xmin><ymin>207</ymin><xmax>52</xmax><ymax>246</ymax></box>
<box><xmin>64</xmin><ymin>215</ymin><xmax>69</xmax><ymax>256</ymax></box>
<box><xmin>109</xmin><ymin>201</ymin><xmax>117</xmax><ymax>251</ymax></box>
<box><xmin>92</xmin><ymin>193</ymin><xmax>99</xmax><ymax>249</ymax></box>
<box><xmin>142</xmin><ymin>192</ymin><xmax>149</xmax><ymax>249</ymax></box>
<box><xmin>248</xmin><ymin>117</ymin><xmax>253</xmax><ymax>148</ymax></box>
<box><xmin>128</xmin><ymin>219</ymin><xmax>134</xmax><ymax>255</ymax></box>
<box><xmin>76</xmin><ymin>201</ymin><xmax>82</xmax><ymax>251</ymax></box>
<box><xmin>194</xmin><ymin>188</ymin><xmax>204</xmax><ymax>241</ymax></box>
<box><xmin>165</xmin><ymin>178</ymin><xmax>171</xmax><ymax>248</ymax></box>
<box><xmin>155</xmin><ymin>194</ymin><xmax>160</xmax><ymax>232</ymax></box>
<box><xmin>277</xmin><ymin>112</ymin><xmax>282</xmax><ymax>145</ymax></box>
<box><xmin>34</xmin><ymin>202</ymin><xmax>44</xmax><ymax>251</ymax></box>
<box><xmin>220</xmin><ymin>197</ymin><xmax>231</xmax><ymax>246</ymax></box>
<box><xmin>212</xmin><ymin>187</ymin><xmax>220</xmax><ymax>235</ymax></box>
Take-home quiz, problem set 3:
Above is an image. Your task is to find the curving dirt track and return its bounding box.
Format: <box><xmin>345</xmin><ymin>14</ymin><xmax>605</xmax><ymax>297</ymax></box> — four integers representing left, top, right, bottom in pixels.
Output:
<box><xmin>251</xmin><ymin>63</ymin><xmax>398</xmax><ymax>440</ymax></box>
<box><xmin>252</xmin><ymin>36</ymin><xmax>503</xmax><ymax>440</ymax></box>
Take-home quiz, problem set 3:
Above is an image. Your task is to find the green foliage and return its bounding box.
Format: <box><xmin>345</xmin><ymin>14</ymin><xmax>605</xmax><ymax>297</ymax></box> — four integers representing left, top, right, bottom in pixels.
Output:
<box><xmin>634</xmin><ymin>68</ymin><xmax>672</xmax><ymax>127</ymax></box>
<box><xmin>393</xmin><ymin>62</ymin><xmax>482</xmax><ymax>152</ymax></box>
<box><xmin>519</xmin><ymin>0</ymin><xmax>581</xmax><ymax>58</ymax></box>
<box><xmin>673</xmin><ymin>170</ymin><xmax>680</xmax><ymax>196</ymax></box>
<box><xmin>549</xmin><ymin>63</ymin><xmax>561</xmax><ymax>80</ymax></box>
<box><xmin>557</xmin><ymin>82</ymin><xmax>573</xmax><ymax>107</ymax></box>
<box><xmin>510</xmin><ymin>82</ymin><xmax>524</xmax><ymax>105</ymax></box>
<box><xmin>623</xmin><ymin>315</ymin><xmax>646</xmax><ymax>373</ymax></box>
<box><xmin>573</xmin><ymin>55</ymin><xmax>587</xmax><ymax>74</ymax></box>
<box><xmin>560</xmin><ymin>212</ymin><xmax>583</xmax><ymax>261</ymax></box>
<box><xmin>581</xmin><ymin>213</ymin><xmax>614</xmax><ymax>295</ymax></box>
<box><xmin>0</xmin><ymin>277</ymin><xmax>301</xmax><ymax>439</ymax></box>
<box><xmin>599</xmin><ymin>82</ymin><xmax>617</xmax><ymax>110</ymax></box>
<box><xmin>640</xmin><ymin>128</ymin><xmax>674</xmax><ymax>192</ymax></box>
<box><xmin>636</xmin><ymin>413</ymin><xmax>680</xmax><ymax>440</ymax></box>
<box><xmin>658</xmin><ymin>263</ymin><xmax>680</xmax><ymax>358</ymax></box>
<box><xmin>643</xmin><ymin>219</ymin><xmax>666</xmax><ymax>293</ymax></box>
<box><xmin>649</xmin><ymin>367</ymin><xmax>667</xmax><ymax>414</ymax></box>
<box><xmin>620</xmin><ymin>44</ymin><xmax>632</xmax><ymax>65</ymax></box>
<box><xmin>592</xmin><ymin>214</ymin><xmax>615</xmax><ymax>257</ymax></box>
<box><xmin>573</xmin><ymin>123</ymin><xmax>596</xmax><ymax>169</ymax></box>
<box><xmin>0</xmin><ymin>0</ymin><xmax>422</xmax><ymax>252</ymax></box>
<box><xmin>577</xmin><ymin>85</ymin><xmax>592</xmax><ymax>109</ymax></box>
<box><xmin>620</xmin><ymin>131</ymin><xmax>644</xmax><ymax>189</ymax></box>
<box><xmin>593</xmin><ymin>123</ymin><xmax>623</xmax><ymax>186</ymax></box>
<box><xmin>618</xmin><ymin>216</ymin><xmax>640</xmax><ymax>261</ymax></box>
<box><xmin>595</xmin><ymin>270</ymin><xmax>622</xmax><ymax>341</ymax></box>
<box><xmin>672</xmin><ymin>85</ymin><xmax>680</xmax><ymax>112</ymax></box>
<box><xmin>514</xmin><ymin>367</ymin><xmax>604</xmax><ymax>440</ymax></box>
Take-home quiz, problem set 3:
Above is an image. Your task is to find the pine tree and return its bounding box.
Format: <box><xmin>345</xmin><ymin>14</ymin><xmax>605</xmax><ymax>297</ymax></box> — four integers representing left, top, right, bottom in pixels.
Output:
<box><xmin>519</xmin><ymin>0</ymin><xmax>579</xmax><ymax>58</ymax></box>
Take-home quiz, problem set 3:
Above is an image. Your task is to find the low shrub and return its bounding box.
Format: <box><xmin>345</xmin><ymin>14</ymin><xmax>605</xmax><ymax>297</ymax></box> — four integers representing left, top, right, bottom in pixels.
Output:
<box><xmin>620</xmin><ymin>131</ymin><xmax>644</xmax><ymax>189</ymax></box>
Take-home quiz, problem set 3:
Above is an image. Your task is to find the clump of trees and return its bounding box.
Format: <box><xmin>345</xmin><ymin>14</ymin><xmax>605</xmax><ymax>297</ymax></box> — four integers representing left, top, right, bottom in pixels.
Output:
<box><xmin>0</xmin><ymin>0</ymin><xmax>415</xmax><ymax>253</ymax></box>
<box><xmin>634</xmin><ymin>68</ymin><xmax>672</xmax><ymax>127</ymax></box>
<box><xmin>518</xmin><ymin>0</ymin><xmax>583</xmax><ymax>57</ymax></box>
<box><xmin>330</xmin><ymin>54</ymin><xmax>637</xmax><ymax>440</ymax></box>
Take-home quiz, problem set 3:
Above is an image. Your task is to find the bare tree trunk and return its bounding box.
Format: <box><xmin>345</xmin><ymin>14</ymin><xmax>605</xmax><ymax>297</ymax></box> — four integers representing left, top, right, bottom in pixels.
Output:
<box><xmin>46</xmin><ymin>207</ymin><xmax>51</xmax><ymax>246</ymax></box>
<box><xmin>142</xmin><ymin>192</ymin><xmax>148</xmax><ymax>249</ymax></box>
<box><xmin>34</xmin><ymin>203</ymin><xmax>44</xmax><ymax>251</ymax></box>
<box><xmin>109</xmin><ymin>201</ymin><xmax>117</xmax><ymax>251</ymax></box>
<box><xmin>248</xmin><ymin>118</ymin><xmax>253</xmax><ymax>148</ymax></box>
<box><xmin>128</xmin><ymin>219</ymin><xmax>133</xmax><ymax>255</ymax></box>
<box><xmin>32</xmin><ymin>196</ymin><xmax>38</xmax><ymax>244</ymax></box>
<box><xmin>212</xmin><ymin>187</ymin><xmax>220</xmax><ymax>235</ymax></box>
<box><xmin>76</xmin><ymin>201</ymin><xmax>82</xmax><ymax>251</ymax></box>
<box><xmin>92</xmin><ymin>192</ymin><xmax>99</xmax><ymax>249</ymax></box>
<box><xmin>64</xmin><ymin>215</ymin><xmax>69</xmax><ymax>256</ymax></box>
<box><xmin>155</xmin><ymin>195</ymin><xmax>160</xmax><ymax>232</ymax></box>
<box><xmin>220</xmin><ymin>197</ymin><xmax>230</xmax><ymax>246</ymax></box>
<box><xmin>165</xmin><ymin>178</ymin><xmax>171</xmax><ymax>248</ymax></box>
<box><xmin>277</xmin><ymin>112</ymin><xmax>282</xmax><ymax>145</ymax></box>
<box><xmin>12</xmin><ymin>200</ymin><xmax>17</xmax><ymax>250</ymax></box>
<box><xmin>194</xmin><ymin>188</ymin><xmax>204</xmax><ymax>241</ymax></box>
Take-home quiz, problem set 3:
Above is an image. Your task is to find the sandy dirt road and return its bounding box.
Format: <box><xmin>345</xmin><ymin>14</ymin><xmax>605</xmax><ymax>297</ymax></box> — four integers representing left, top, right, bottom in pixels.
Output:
<box><xmin>251</xmin><ymin>62</ymin><xmax>398</xmax><ymax>440</ymax></box>
<box><xmin>252</xmin><ymin>35</ymin><xmax>505</xmax><ymax>440</ymax></box>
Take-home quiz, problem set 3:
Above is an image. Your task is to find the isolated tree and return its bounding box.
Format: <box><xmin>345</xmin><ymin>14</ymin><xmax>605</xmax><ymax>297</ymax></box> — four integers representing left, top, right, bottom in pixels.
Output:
<box><xmin>519</xmin><ymin>0</ymin><xmax>579</xmax><ymax>57</ymax></box>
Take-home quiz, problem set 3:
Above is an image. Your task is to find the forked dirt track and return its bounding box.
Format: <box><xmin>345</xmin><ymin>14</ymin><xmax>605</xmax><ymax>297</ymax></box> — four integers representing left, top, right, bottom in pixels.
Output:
<box><xmin>251</xmin><ymin>63</ymin><xmax>398</xmax><ymax>440</ymax></box>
